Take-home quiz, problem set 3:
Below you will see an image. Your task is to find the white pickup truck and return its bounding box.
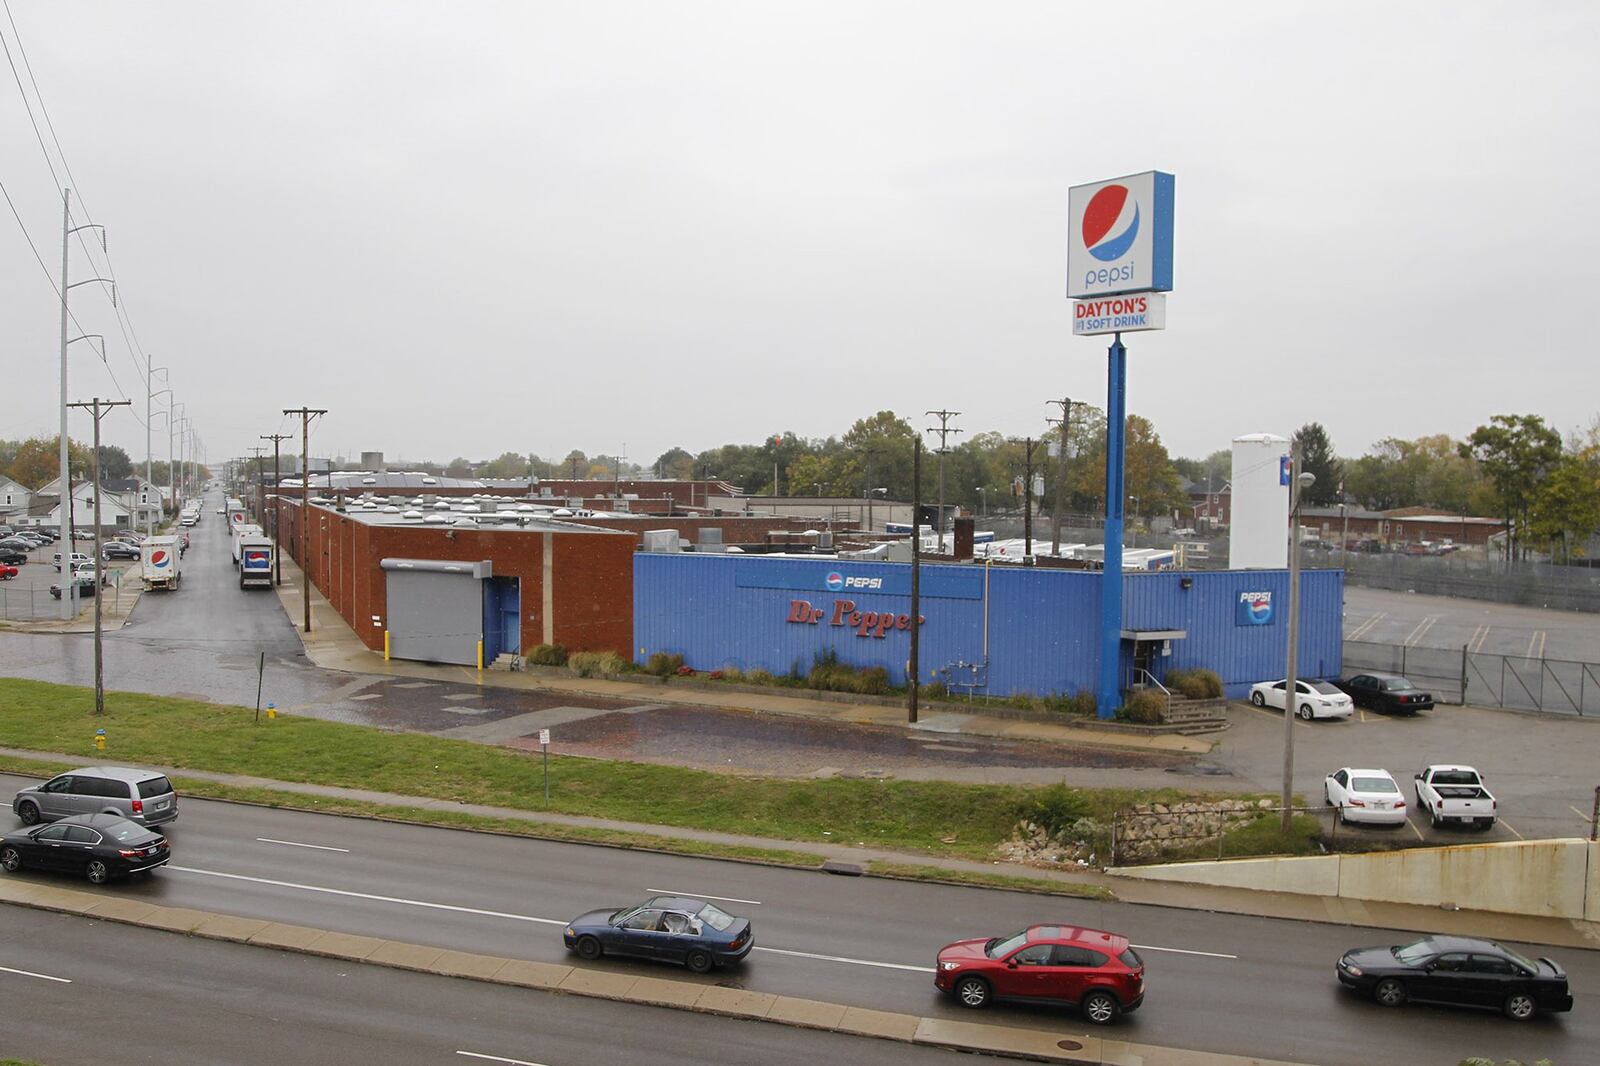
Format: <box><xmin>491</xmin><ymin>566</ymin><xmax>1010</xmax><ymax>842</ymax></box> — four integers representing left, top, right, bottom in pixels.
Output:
<box><xmin>1414</xmin><ymin>765</ymin><xmax>1496</xmax><ymax>829</ymax></box>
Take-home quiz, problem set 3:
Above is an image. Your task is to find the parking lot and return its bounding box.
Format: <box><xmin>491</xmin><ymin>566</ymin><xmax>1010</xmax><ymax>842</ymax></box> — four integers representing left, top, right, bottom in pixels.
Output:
<box><xmin>1211</xmin><ymin>695</ymin><xmax>1599</xmax><ymax>846</ymax></box>
<box><xmin>1344</xmin><ymin>585</ymin><xmax>1600</xmax><ymax>661</ymax></box>
<box><xmin>0</xmin><ymin>537</ymin><xmax>140</xmax><ymax>621</ymax></box>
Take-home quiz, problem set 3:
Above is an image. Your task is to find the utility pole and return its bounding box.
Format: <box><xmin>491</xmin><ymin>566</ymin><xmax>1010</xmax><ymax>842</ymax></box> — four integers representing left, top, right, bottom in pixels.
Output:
<box><xmin>1281</xmin><ymin>447</ymin><xmax>1314</xmax><ymax>831</ymax></box>
<box><xmin>1010</xmin><ymin>437</ymin><xmax>1042</xmax><ymax>563</ymax></box>
<box><xmin>261</xmin><ymin>433</ymin><xmax>291</xmax><ymax>586</ymax></box>
<box><xmin>284</xmin><ymin>407</ymin><xmax>327</xmax><ymax>632</ymax></box>
<box><xmin>925</xmin><ymin>410</ymin><xmax>962</xmax><ymax>554</ymax></box>
<box><xmin>67</xmin><ymin>398</ymin><xmax>130</xmax><ymax>715</ymax></box>
<box><xmin>248</xmin><ymin>447</ymin><xmax>266</xmax><ymax>520</ymax></box>
<box><xmin>55</xmin><ymin>188</ymin><xmax>111</xmax><ymax>620</ymax></box>
<box><xmin>909</xmin><ymin>436</ymin><xmax>922</xmax><ymax>724</ymax></box>
<box><xmin>1046</xmin><ymin>397</ymin><xmax>1080</xmax><ymax>556</ymax></box>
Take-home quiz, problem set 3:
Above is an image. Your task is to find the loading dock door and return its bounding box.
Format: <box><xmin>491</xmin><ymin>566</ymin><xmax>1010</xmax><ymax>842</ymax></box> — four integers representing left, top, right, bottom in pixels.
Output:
<box><xmin>382</xmin><ymin>558</ymin><xmax>493</xmax><ymax>666</ymax></box>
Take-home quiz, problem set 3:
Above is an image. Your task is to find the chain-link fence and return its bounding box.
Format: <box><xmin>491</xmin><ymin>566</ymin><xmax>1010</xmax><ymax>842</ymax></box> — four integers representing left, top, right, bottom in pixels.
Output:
<box><xmin>0</xmin><ymin>585</ymin><xmax>67</xmax><ymax>621</ymax></box>
<box><xmin>1330</xmin><ymin>552</ymin><xmax>1600</xmax><ymax>611</ymax></box>
<box><xmin>1343</xmin><ymin>639</ymin><xmax>1600</xmax><ymax>716</ymax></box>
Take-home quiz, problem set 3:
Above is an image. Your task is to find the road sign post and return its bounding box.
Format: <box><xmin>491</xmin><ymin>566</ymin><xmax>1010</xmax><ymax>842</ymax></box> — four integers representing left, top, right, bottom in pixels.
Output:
<box><xmin>540</xmin><ymin>728</ymin><xmax>551</xmax><ymax>805</ymax></box>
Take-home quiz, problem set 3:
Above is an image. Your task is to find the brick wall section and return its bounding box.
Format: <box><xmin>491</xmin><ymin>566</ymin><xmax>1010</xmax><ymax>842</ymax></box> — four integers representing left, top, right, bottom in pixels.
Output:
<box><xmin>273</xmin><ymin>499</ymin><xmax>632</xmax><ymax>657</ymax></box>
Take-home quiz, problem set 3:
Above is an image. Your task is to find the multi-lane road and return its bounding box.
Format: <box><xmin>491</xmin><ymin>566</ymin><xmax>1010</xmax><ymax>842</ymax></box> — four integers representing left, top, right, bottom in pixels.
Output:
<box><xmin>1</xmin><ymin>778</ymin><xmax>1591</xmax><ymax>1065</ymax></box>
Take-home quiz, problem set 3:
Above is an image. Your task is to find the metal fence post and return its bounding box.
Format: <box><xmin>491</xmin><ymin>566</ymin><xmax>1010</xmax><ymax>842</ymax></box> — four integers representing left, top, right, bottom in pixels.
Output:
<box><xmin>1460</xmin><ymin>644</ymin><xmax>1468</xmax><ymax>705</ymax></box>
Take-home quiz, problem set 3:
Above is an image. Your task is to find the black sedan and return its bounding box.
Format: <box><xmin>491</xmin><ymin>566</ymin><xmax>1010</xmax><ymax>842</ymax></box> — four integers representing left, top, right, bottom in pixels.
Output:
<box><xmin>0</xmin><ymin>548</ymin><xmax>26</xmax><ymax>566</ymax></box>
<box><xmin>1</xmin><ymin>813</ymin><xmax>170</xmax><ymax>885</ymax></box>
<box><xmin>1334</xmin><ymin>673</ymin><xmax>1435</xmax><ymax>714</ymax></box>
<box><xmin>1337</xmin><ymin>935</ymin><xmax>1572</xmax><ymax>1021</ymax></box>
<box><xmin>563</xmin><ymin>895</ymin><xmax>754</xmax><ymax>973</ymax></box>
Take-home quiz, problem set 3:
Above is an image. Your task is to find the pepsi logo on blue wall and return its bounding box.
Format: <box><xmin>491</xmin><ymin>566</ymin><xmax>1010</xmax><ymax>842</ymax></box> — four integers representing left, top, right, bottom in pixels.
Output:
<box><xmin>1236</xmin><ymin>591</ymin><xmax>1273</xmax><ymax>626</ymax></box>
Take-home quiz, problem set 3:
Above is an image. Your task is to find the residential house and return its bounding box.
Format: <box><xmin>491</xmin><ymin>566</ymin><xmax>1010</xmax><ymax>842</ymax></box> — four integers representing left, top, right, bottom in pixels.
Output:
<box><xmin>0</xmin><ymin>476</ymin><xmax>31</xmax><ymax>522</ymax></box>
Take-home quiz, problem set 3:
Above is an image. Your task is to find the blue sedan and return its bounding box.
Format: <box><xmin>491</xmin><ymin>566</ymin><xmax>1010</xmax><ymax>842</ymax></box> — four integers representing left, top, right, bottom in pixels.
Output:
<box><xmin>563</xmin><ymin>895</ymin><xmax>754</xmax><ymax>973</ymax></box>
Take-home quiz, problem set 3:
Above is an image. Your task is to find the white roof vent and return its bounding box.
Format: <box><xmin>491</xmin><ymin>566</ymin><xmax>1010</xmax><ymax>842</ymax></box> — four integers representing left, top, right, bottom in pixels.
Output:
<box><xmin>424</xmin><ymin>514</ymin><xmax>449</xmax><ymax>524</ymax></box>
<box><xmin>383</xmin><ymin>505</ymin><xmax>400</xmax><ymax>514</ymax></box>
<box><xmin>402</xmin><ymin>509</ymin><xmax>424</xmax><ymax>520</ymax></box>
<box><xmin>552</xmin><ymin>508</ymin><xmax>573</xmax><ymax>517</ymax></box>
<box><xmin>362</xmin><ymin>477</ymin><xmax>377</xmax><ymax>485</ymax></box>
<box><xmin>434</xmin><ymin>501</ymin><xmax>451</xmax><ymax>510</ymax></box>
<box><xmin>422</xmin><ymin>477</ymin><xmax>437</xmax><ymax>485</ymax></box>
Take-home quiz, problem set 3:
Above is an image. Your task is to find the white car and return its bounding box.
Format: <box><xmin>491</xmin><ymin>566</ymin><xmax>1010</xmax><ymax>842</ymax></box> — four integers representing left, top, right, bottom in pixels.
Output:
<box><xmin>1248</xmin><ymin>678</ymin><xmax>1354</xmax><ymax>720</ymax></box>
<box><xmin>1324</xmin><ymin>767</ymin><xmax>1408</xmax><ymax>825</ymax></box>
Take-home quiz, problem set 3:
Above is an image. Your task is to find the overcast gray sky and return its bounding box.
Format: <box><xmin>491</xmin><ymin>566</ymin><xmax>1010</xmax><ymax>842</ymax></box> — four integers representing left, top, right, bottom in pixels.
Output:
<box><xmin>2</xmin><ymin>1</ymin><xmax>1596</xmax><ymax>476</ymax></box>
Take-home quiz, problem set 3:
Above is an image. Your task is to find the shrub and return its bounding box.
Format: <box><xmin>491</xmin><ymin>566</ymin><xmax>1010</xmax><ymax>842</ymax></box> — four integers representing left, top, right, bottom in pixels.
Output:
<box><xmin>1045</xmin><ymin>690</ymin><xmax>1098</xmax><ymax>717</ymax></box>
<box><xmin>1165</xmin><ymin>667</ymin><xmax>1223</xmax><ymax>699</ymax></box>
<box><xmin>857</xmin><ymin>666</ymin><xmax>890</xmax><ymax>695</ymax></box>
<box><xmin>1015</xmin><ymin>784</ymin><xmax>1091</xmax><ymax>838</ymax></box>
<box><xmin>1007</xmin><ymin>692</ymin><xmax>1037</xmax><ymax>710</ymax></box>
<box><xmin>644</xmin><ymin>652</ymin><xmax>685</xmax><ymax>677</ymax></box>
<box><xmin>570</xmin><ymin>651</ymin><xmax>630</xmax><ymax>678</ymax></box>
<box><xmin>1118</xmin><ymin>689</ymin><xmax>1168</xmax><ymax>724</ymax></box>
<box><xmin>922</xmin><ymin>680</ymin><xmax>949</xmax><ymax>700</ymax></box>
<box><xmin>525</xmin><ymin>643</ymin><xmax>568</xmax><ymax>667</ymax></box>
<box><xmin>719</xmin><ymin>666</ymin><xmax>744</xmax><ymax>683</ymax></box>
<box><xmin>747</xmin><ymin>668</ymin><xmax>774</xmax><ymax>686</ymax></box>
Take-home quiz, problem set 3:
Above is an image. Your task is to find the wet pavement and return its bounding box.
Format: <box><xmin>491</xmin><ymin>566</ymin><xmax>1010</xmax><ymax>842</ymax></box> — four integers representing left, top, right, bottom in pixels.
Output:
<box><xmin>0</xmin><ymin>491</ymin><xmax>1183</xmax><ymax>784</ymax></box>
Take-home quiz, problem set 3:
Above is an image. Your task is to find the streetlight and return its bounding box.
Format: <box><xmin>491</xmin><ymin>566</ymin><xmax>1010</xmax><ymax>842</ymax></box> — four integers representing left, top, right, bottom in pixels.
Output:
<box><xmin>1280</xmin><ymin>455</ymin><xmax>1316</xmax><ymax>831</ymax></box>
<box><xmin>1127</xmin><ymin>495</ymin><xmax>1140</xmax><ymax>549</ymax></box>
<box><xmin>975</xmin><ymin>486</ymin><xmax>987</xmax><ymax>518</ymax></box>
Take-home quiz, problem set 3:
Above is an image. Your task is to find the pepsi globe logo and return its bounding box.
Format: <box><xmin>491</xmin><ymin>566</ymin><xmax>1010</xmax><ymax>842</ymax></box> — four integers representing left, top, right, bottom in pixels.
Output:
<box><xmin>1082</xmin><ymin>184</ymin><xmax>1140</xmax><ymax>263</ymax></box>
<box><xmin>825</xmin><ymin>572</ymin><xmax>844</xmax><ymax>592</ymax></box>
<box><xmin>151</xmin><ymin>550</ymin><xmax>169</xmax><ymax>568</ymax></box>
<box><xmin>1238</xmin><ymin>591</ymin><xmax>1273</xmax><ymax>625</ymax></box>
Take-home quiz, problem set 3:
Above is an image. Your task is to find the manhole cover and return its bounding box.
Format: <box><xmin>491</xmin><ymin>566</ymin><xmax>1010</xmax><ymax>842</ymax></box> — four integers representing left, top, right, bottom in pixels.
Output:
<box><xmin>1056</xmin><ymin>1039</ymin><xmax>1084</xmax><ymax>1051</ymax></box>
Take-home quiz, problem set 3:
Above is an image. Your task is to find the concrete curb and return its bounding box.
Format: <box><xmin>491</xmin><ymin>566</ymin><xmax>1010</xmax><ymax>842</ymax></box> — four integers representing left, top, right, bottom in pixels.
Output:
<box><xmin>0</xmin><ymin>878</ymin><xmax>1320</xmax><ymax>1066</ymax></box>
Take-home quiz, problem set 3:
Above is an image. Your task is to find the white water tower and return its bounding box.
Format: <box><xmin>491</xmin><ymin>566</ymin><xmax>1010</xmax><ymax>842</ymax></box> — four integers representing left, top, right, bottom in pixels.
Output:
<box><xmin>1229</xmin><ymin>433</ymin><xmax>1289</xmax><ymax>569</ymax></box>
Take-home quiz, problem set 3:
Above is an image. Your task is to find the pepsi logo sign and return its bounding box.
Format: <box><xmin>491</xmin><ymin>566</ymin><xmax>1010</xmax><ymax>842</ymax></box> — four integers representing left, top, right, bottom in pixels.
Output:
<box><xmin>825</xmin><ymin>572</ymin><xmax>885</xmax><ymax>592</ymax></box>
<box><xmin>1236</xmin><ymin>590</ymin><xmax>1273</xmax><ymax>626</ymax></box>
<box><xmin>151</xmin><ymin>550</ymin><xmax>170</xmax><ymax>568</ymax></box>
<box><xmin>825</xmin><ymin>572</ymin><xmax>844</xmax><ymax>591</ymax></box>
<box><xmin>1082</xmin><ymin>185</ymin><xmax>1140</xmax><ymax>263</ymax></box>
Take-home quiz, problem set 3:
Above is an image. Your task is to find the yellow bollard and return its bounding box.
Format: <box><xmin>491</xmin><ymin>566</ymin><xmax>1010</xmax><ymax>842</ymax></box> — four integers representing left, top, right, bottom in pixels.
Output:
<box><xmin>383</xmin><ymin>630</ymin><xmax>390</xmax><ymax>661</ymax></box>
<box><xmin>94</xmin><ymin>728</ymin><xmax>106</xmax><ymax>752</ymax></box>
<box><xmin>476</xmin><ymin>639</ymin><xmax>484</xmax><ymax>671</ymax></box>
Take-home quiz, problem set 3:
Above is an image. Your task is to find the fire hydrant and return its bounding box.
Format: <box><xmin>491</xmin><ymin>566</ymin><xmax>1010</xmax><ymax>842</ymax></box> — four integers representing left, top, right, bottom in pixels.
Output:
<box><xmin>94</xmin><ymin>728</ymin><xmax>106</xmax><ymax>752</ymax></box>
<box><xmin>266</xmin><ymin>703</ymin><xmax>276</xmax><ymax>720</ymax></box>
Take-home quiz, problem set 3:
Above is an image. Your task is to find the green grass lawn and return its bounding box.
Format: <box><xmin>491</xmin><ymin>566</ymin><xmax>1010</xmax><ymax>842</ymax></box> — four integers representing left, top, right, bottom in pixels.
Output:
<box><xmin>0</xmin><ymin>677</ymin><xmax>1294</xmax><ymax>863</ymax></box>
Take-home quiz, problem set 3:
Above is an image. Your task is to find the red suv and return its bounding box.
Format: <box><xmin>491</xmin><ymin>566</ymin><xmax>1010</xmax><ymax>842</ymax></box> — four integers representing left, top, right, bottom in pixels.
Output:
<box><xmin>935</xmin><ymin>925</ymin><xmax>1144</xmax><ymax>1024</ymax></box>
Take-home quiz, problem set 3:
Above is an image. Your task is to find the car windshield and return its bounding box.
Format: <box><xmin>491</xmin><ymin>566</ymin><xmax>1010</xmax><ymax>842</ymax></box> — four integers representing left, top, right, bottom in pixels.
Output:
<box><xmin>696</xmin><ymin>903</ymin><xmax>736</xmax><ymax>932</ymax></box>
<box><xmin>986</xmin><ymin>930</ymin><xmax>1030</xmax><ymax>959</ymax></box>
<box><xmin>1494</xmin><ymin>943</ymin><xmax>1539</xmax><ymax>973</ymax></box>
<box><xmin>1393</xmin><ymin>939</ymin><xmax>1438</xmax><ymax>965</ymax></box>
<box><xmin>1352</xmin><ymin>777</ymin><xmax>1399</xmax><ymax>793</ymax></box>
<box><xmin>103</xmin><ymin>820</ymin><xmax>147</xmax><ymax>842</ymax></box>
<box><xmin>1309</xmin><ymin>681</ymin><xmax>1342</xmax><ymax>695</ymax></box>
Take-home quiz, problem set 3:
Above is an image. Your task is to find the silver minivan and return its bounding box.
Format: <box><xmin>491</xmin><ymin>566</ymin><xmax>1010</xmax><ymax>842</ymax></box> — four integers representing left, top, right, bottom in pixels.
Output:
<box><xmin>12</xmin><ymin>767</ymin><xmax>178</xmax><ymax>829</ymax></box>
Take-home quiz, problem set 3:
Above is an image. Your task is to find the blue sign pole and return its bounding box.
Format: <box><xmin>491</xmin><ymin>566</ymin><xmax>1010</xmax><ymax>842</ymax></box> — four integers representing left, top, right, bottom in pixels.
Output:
<box><xmin>1096</xmin><ymin>333</ymin><xmax>1127</xmax><ymax>719</ymax></box>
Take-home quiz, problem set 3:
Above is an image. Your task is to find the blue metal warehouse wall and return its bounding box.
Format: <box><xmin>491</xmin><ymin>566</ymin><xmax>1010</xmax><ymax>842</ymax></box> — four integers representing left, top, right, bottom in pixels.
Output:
<box><xmin>633</xmin><ymin>554</ymin><xmax>1342</xmax><ymax>699</ymax></box>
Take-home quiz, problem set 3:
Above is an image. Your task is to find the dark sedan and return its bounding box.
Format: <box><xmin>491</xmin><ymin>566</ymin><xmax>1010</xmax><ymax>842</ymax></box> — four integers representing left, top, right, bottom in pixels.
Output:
<box><xmin>563</xmin><ymin>895</ymin><xmax>753</xmax><ymax>973</ymax></box>
<box><xmin>102</xmin><ymin>541</ymin><xmax>141</xmax><ymax>560</ymax></box>
<box><xmin>0</xmin><ymin>548</ymin><xmax>26</xmax><ymax>566</ymax></box>
<box><xmin>1334</xmin><ymin>673</ymin><xmax>1435</xmax><ymax>714</ymax></box>
<box><xmin>1</xmin><ymin>813</ymin><xmax>170</xmax><ymax>885</ymax></box>
<box><xmin>1337</xmin><ymin>935</ymin><xmax>1572</xmax><ymax>1021</ymax></box>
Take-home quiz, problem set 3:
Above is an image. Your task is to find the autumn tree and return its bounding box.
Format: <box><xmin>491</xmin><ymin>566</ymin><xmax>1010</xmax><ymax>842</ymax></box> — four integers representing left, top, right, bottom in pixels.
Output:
<box><xmin>5</xmin><ymin>435</ymin><xmax>93</xmax><ymax>489</ymax></box>
<box><xmin>1461</xmin><ymin>415</ymin><xmax>1563</xmax><ymax>559</ymax></box>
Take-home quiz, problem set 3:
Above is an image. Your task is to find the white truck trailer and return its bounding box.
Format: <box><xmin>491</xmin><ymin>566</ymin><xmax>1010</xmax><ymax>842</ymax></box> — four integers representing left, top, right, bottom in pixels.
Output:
<box><xmin>140</xmin><ymin>535</ymin><xmax>182</xmax><ymax>591</ymax></box>
<box><xmin>238</xmin><ymin>536</ymin><xmax>274</xmax><ymax>589</ymax></box>
<box><xmin>231</xmin><ymin>523</ymin><xmax>265</xmax><ymax>566</ymax></box>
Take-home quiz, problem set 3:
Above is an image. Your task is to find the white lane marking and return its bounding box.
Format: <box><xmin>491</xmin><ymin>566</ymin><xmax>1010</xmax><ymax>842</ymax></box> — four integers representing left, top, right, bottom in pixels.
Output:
<box><xmin>1402</xmin><ymin>616</ymin><xmax>1438</xmax><ymax>647</ymax></box>
<box><xmin>753</xmin><ymin>945</ymin><xmax>931</xmax><ymax>973</ymax></box>
<box><xmin>1571</xmin><ymin>805</ymin><xmax>1596</xmax><ymax>825</ymax></box>
<box><xmin>256</xmin><ymin>838</ymin><xmax>351</xmax><ymax>853</ymax></box>
<box><xmin>456</xmin><ymin>1054</ymin><xmax>549</xmax><ymax>1066</ymax></box>
<box><xmin>0</xmin><ymin>964</ymin><xmax>72</xmax><ymax>984</ymax></box>
<box><xmin>1499</xmin><ymin>819</ymin><xmax>1524</xmax><ymax>840</ymax></box>
<box><xmin>647</xmin><ymin>888</ymin><xmax>761</xmax><ymax>906</ymax></box>
<box><xmin>1130</xmin><ymin>943</ymin><xmax>1238</xmax><ymax>960</ymax></box>
<box><xmin>1347</xmin><ymin>611</ymin><xmax>1386</xmax><ymax>641</ymax></box>
<box><xmin>169</xmin><ymin>867</ymin><xmax>566</xmax><ymax>925</ymax></box>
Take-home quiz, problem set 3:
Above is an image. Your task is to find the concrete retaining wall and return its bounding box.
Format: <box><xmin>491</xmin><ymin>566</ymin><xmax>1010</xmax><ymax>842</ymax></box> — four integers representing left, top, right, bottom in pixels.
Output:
<box><xmin>1114</xmin><ymin>839</ymin><xmax>1600</xmax><ymax>920</ymax></box>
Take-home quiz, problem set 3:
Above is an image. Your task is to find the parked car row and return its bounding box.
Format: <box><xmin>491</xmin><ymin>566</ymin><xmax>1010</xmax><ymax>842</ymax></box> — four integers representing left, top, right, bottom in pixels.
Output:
<box><xmin>1247</xmin><ymin>672</ymin><xmax>1437</xmax><ymax>722</ymax></box>
<box><xmin>1324</xmin><ymin>763</ymin><xmax>1496</xmax><ymax>830</ymax></box>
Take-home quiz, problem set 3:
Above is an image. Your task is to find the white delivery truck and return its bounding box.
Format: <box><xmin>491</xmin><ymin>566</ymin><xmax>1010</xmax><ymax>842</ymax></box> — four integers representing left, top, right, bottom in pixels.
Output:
<box><xmin>238</xmin><ymin>536</ymin><xmax>274</xmax><ymax>589</ymax></box>
<box><xmin>226</xmin><ymin>498</ymin><xmax>246</xmax><ymax>531</ymax></box>
<box><xmin>140</xmin><ymin>535</ymin><xmax>182</xmax><ymax>591</ymax></box>
<box><xmin>231</xmin><ymin>523</ymin><xmax>265</xmax><ymax>566</ymax></box>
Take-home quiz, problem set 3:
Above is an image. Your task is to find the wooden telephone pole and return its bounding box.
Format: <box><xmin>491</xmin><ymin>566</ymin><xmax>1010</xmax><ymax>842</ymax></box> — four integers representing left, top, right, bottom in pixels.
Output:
<box><xmin>282</xmin><ymin>407</ymin><xmax>327</xmax><ymax>632</ymax></box>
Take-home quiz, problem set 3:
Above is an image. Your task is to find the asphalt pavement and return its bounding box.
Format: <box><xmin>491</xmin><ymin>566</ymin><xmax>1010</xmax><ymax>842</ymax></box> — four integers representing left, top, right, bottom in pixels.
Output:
<box><xmin>1</xmin><ymin>782</ymin><xmax>1589</xmax><ymax>1065</ymax></box>
<box><xmin>1344</xmin><ymin>585</ymin><xmax>1600</xmax><ymax>661</ymax></box>
<box><xmin>0</xmin><ymin>905</ymin><xmax>963</xmax><ymax>1066</ymax></box>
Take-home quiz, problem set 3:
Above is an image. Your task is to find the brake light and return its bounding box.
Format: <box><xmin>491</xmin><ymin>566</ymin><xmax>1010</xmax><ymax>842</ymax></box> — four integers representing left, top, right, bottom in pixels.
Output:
<box><xmin>1349</xmin><ymin>799</ymin><xmax>1366</xmax><ymax>807</ymax></box>
<box><xmin>1396</xmin><ymin>801</ymin><xmax>1405</xmax><ymax>808</ymax></box>
<box><xmin>119</xmin><ymin>848</ymin><xmax>141</xmax><ymax>858</ymax></box>
<box><xmin>130</xmin><ymin>799</ymin><xmax>144</xmax><ymax>814</ymax></box>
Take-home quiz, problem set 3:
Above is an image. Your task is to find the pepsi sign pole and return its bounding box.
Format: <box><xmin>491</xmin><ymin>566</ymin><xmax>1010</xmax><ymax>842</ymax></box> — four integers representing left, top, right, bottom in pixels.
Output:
<box><xmin>1067</xmin><ymin>172</ymin><xmax>1174</xmax><ymax>719</ymax></box>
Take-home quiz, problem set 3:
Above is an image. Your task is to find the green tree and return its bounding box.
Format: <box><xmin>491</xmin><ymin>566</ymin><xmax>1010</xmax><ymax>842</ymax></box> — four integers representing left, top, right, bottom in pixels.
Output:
<box><xmin>477</xmin><ymin>451</ymin><xmax>534</xmax><ymax>478</ymax></box>
<box><xmin>653</xmin><ymin>447</ymin><xmax>695</xmax><ymax>480</ymax></box>
<box><xmin>1291</xmin><ymin>423</ymin><xmax>1342</xmax><ymax>506</ymax></box>
<box><xmin>561</xmin><ymin>450</ymin><xmax>588</xmax><ymax>479</ymax></box>
<box><xmin>97</xmin><ymin>444</ymin><xmax>134</xmax><ymax>480</ymax></box>
<box><xmin>1529</xmin><ymin>452</ymin><xmax>1600</xmax><ymax>561</ymax></box>
<box><xmin>1461</xmin><ymin>414</ymin><xmax>1563</xmax><ymax>559</ymax></box>
<box><xmin>443</xmin><ymin>457</ymin><xmax>475</xmax><ymax>478</ymax></box>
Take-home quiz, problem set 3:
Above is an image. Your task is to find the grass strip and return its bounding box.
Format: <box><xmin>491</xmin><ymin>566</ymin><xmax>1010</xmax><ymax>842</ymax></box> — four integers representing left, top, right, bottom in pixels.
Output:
<box><xmin>866</xmin><ymin>861</ymin><xmax>1114</xmax><ymax>900</ymax></box>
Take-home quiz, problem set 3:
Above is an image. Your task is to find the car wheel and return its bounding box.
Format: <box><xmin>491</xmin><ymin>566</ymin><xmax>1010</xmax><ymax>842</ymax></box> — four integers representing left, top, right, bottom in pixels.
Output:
<box><xmin>1</xmin><ymin>846</ymin><xmax>22</xmax><ymax>872</ymax></box>
<box><xmin>1081</xmin><ymin>989</ymin><xmax>1119</xmax><ymax>1026</ymax></box>
<box><xmin>573</xmin><ymin>935</ymin><xmax>602</xmax><ymax>961</ymax></box>
<box><xmin>685</xmin><ymin>949</ymin><xmax>713</xmax><ymax>975</ymax></box>
<box><xmin>1503</xmin><ymin>991</ymin><xmax>1536</xmax><ymax>1021</ymax></box>
<box><xmin>16</xmin><ymin>801</ymin><xmax>40</xmax><ymax>826</ymax></box>
<box><xmin>85</xmin><ymin>859</ymin><xmax>110</xmax><ymax>885</ymax></box>
<box><xmin>1297</xmin><ymin>704</ymin><xmax>1315</xmax><ymax>721</ymax></box>
<box><xmin>1249</xmin><ymin>691</ymin><xmax>1265</xmax><ymax>707</ymax></box>
<box><xmin>1373</xmin><ymin>978</ymin><xmax>1406</xmax><ymax>1008</ymax></box>
<box><xmin>954</xmin><ymin>975</ymin><xmax>991</xmax><ymax>1009</ymax></box>
<box><xmin>1429</xmin><ymin>808</ymin><xmax>1441</xmax><ymax>829</ymax></box>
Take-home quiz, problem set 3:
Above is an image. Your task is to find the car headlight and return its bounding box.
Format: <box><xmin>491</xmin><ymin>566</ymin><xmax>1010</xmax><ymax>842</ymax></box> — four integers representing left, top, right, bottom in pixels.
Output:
<box><xmin>564</xmin><ymin>927</ymin><xmax>575</xmax><ymax>938</ymax></box>
<box><xmin>939</xmin><ymin>961</ymin><xmax>961</xmax><ymax>971</ymax></box>
<box><xmin>1344</xmin><ymin>964</ymin><xmax>1363</xmax><ymax>976</ymax></box>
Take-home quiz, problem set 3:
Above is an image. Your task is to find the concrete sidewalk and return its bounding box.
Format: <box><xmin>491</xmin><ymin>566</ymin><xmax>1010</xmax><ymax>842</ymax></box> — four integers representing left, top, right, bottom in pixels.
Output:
<box><xmin>3</xmin><ymin>747</ymin><xmax>1597</xmax><ymax>952</ymax></box>
<box><xmin>269</xmin><ymin>553</ymin><xmax>1210</xmax><ymax>757</ymax></box>
<box><xmin>0</xmin><ymin>874</ymin><xmax>1319</xmax><ymax>1066</ymax></box>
